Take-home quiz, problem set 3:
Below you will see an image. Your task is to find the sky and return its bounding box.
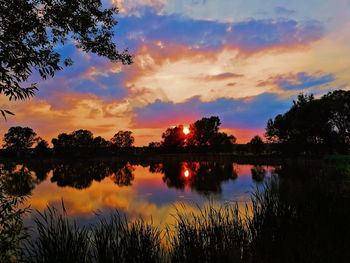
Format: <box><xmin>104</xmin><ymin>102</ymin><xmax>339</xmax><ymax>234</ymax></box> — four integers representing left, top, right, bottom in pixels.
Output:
<box><xmin>1</xmin><ymin>0</ymin><xmax>350</xmax><ymax>146</ymax></box>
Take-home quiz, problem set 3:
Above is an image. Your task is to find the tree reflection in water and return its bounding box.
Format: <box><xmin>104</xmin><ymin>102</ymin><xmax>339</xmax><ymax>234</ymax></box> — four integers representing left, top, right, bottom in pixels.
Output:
<box><xmin>51</xmin><ymin>161</ymin><xmax>135</xmax><ymax>189</ymax></box>
<box><xmin>0</xmin><ymin>161</ymin><xmax>136</xmax><ymax>194</ymax></box>
<box><xmin>0</xmin><ymin>162</ymin><xmax>49</xmax><ymax>196</ymax></box>
<box><xmin>149</xmin><ymin>162</ymin><xmax>238</xmax><ymax>196</ymax></box>
<box><xmin>1</xmin><ymin>161</ymin><xmax>244</xmax><ymax>195</ymax></box>
<box><xmin>251</xmin><ymin>165</ymin><xmax>266</xmax><ymax>183</ymax></box>
<box><xmin>109</xmin><ymin>163</ymin><xmax>135</xmax><ymax>187</ymax></box>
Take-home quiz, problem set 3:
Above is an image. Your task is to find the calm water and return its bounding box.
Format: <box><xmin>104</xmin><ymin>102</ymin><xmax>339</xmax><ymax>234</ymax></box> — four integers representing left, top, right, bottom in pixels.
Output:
<box><xmin>0</xmin><ymin>161</ymin><xmax>277</xmax><ymax>227</ymax></box>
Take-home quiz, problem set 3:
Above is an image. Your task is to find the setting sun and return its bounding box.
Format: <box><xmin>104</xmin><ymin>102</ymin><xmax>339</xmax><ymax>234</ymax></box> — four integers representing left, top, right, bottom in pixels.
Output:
<box><xmin>183</xmin><ymin>126</ymin><xmax>190</xmax><ymax>135</ymax></box>
<box><xmin>184</xmin><ymin>170</ymin><xmax>189</xmax><ymax>178</ymax></box>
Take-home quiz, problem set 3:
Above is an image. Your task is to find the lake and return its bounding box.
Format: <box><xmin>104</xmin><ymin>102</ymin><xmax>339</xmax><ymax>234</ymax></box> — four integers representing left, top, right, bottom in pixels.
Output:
<box><xmin>0</xmin><ymin>160</ymin><xmax>277</xmax><ymax>228</ymax></box>
<box><xmin>2</xmin><ymin>158</ymin><xmax>350</xmax><ymax>262</ymax></box>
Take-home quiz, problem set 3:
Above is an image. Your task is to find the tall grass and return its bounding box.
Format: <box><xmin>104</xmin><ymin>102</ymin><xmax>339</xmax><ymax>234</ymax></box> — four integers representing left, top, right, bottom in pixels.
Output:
<box><xmin>0</xmin><ymin>177</ymin><xmax>29</xmax><ymax>263</ymax></box>
<box><xmin>169</xmin><ymin>203</ymin><xmax>249</xmax><ymax>263</ymax></box>
<box><xmin>23</xmin><ymin>207</ymin><xmax>164</xmax><ymax>263</ymax></box>
<box><xmin>24</xmin><ymin>205</ymin><xmax>90</xmax><ymax>263</ymax></box>
<box><xmin>91</xmin><ymin>213</ymin><xmax>164</xmax><ymax>263</ymax></box>
<box><xmin>14</xmin><ymin>176</ymin><xmax>350</xmax><ymax>263</ymax></box>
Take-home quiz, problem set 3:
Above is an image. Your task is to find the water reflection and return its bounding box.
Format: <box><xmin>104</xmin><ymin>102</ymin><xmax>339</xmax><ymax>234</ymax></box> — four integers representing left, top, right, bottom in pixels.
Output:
<box><xmin>251</xmin><ymin>165</ymin><xmax>266</xmax><ymax>183</ymax></box>
<box><xmin>0</xmin><ymin>162</ymin><xmax>47</xmax><ymax>196</ymax></box>
<box><xmin>0</xmin><ymin>161</ymin><xmax>276</xmax><ymax>229</ymax></box>
<box><xmin>0</xmin><ymin>161</ymin><xmax>275</xmax><ymax>196</ymax></box>
<box><xmin>149</xmin><ymin>162</ymin><xmax>238</xmax><ymax>196</ymax></box>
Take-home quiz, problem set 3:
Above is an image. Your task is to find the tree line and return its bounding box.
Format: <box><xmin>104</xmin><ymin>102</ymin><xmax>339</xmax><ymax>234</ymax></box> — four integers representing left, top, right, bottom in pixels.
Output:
<box><xmin>1</xmin><ymin>116</ymin><xmax>253</xmax><ymax>157</ymax></box>
<box><xmin>2</xmin><ymin>89</ymin><xmax>349</xmax><ymax>157</ymax></box>
<box><xmin>266</xmin><ymin>89</ymin><xmax>350</xmax><ymax>155</ymax></box>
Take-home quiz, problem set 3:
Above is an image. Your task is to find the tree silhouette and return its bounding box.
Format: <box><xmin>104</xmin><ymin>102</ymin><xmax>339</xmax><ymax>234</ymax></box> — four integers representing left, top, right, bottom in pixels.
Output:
<box><xmin>161</xmin><ymin>125</ymin><xmax>186</xmax><ymax>148</ymax></box>
<box><xmin>34</xmin><ymin>138</ymin><xmax>50</xmax><ymax>155</ymax></box>
<box><xmin>110</xmin><ymin>131</ymin><xmax>135</xmax><ymax>147</ymax></box>
<box><xmin>322</xmin><ymin>90</ymin><xmax>350</xmax><ymax>151</ymax></box>
<box><xmin>149</xmin><ymin>141</ymin><xmax>161</xmax><ymax>148</ymax></box>
<box><xmin>160</xmin><ymin>116</ymin><xmax>235</xmax><ymax>151</ymax></box>
<box><xmin>209</xmin><ymin>132</ymin><xmax>236</xmax><ymax>151</ymax></box>
<box><xmin>249</xmin><ymin>136</ymin><xmax>265</xmax><ymax>154</ymax></box>
<box><xmin>188</xmin><ymin>116</ymin><xmax>221</xmax><ymax>146</ymax></box>
<box><xmin>0</xmin><ymin>0</ymin><xmax>132</xmax><ymax>118</ymax></box>
<box><xmin>3</xmin><ymin>126</ymin><xmax>38</xmax><ymax>150</ymax></box>
<box><xmin>265</xmin><ymin>91</ymin><xmax>350</xmax><ymax>154</ymax></box>
<box><xmin>52</xmin><ymin>129</ymin><xmax>97</xmax><ymax>154</ymax></box>
<box><xmin>93</xmin><ymin>136</ymin><xmax>109</xmax><ymax>148</ymax></box>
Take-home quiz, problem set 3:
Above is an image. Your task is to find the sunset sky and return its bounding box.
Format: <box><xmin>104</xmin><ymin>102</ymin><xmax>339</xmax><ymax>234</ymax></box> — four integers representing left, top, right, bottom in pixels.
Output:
<box><xmin>1</xmin><ymin>0</ymin><xmax>350</xmax><ymax>146</ymax></box>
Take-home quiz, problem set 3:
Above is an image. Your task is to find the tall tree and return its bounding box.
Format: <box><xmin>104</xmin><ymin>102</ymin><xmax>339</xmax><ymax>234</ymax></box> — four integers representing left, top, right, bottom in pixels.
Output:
<box><xmin>51</xmin><ymin>129</ymin><xmax>95</xmax><ymax>153</ymax></box>
<box><xmin>188</xmin><ymin>116</ymin><xmax>221</xmax><ymax>146</ymax></box>
<box><xmin>265</xmin><ymin>90</ymin><xmax>350</xmax><ymax>154</ymax></box>
<box><xmin>161</xmin><ymin>125</ymin><xmax>186</xmax><ymax>148</ymax></box>
<box><xmin>322</xmin><ymin>90</ymin><xmax>350</xmax><ymax>147</ymax></box>
<box><xmin>3</xmin><ymin>126</ymin><xmax>38</xmax><ymax>150</ymax></box>
<box><xmin>249</xmin><ymin>135</ymin><xmax>265</xmax><ymax>154</ymax></box>
<box><xmin>110</xmin><ymin>131</ymin><xmax>135</xmax><ymax>147</ymax></box>
<box><xmin>0</xmin><ymin>0</ymin><xmax>132</xmax><ymax>118</ymax></box>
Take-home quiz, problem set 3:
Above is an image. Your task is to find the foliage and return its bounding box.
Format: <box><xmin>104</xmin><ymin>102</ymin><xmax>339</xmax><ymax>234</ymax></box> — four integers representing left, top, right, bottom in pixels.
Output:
<box><xmin>248</xmin><ymin>135</ymin><xmax>265</xmax><ymax>154</ymax></box>
<box><xmin>188</xmin><ymin>116</ymin><xmax>221</xmax><ymax>146</ymax></box>
<box><xmin>93</xmin><ymin>136</ymin><xmax>110</xmax><ymax>148</ymax></box>
<box><xmin>0</xmin><ymin>176</ymin><xmax>29</xmax><ymax>262</ymax></box>
<box><xmin>110</xmin><ymin>131</ymin><xmax>135</xmax><ymax>148</ymax></box>
<box><xmin>160</xmin><ymin>116</ymin><xmax>236</xmax><ymax>151</ymax></box>
<box><xmin>52</xmin><ymin>129</ymin><xmax>96</xmax><ymax>153</ymax></box>
<box><xmin>3</xmin><ymin>126</ymin><xmax>39</xmax><ymax>150</ymax></box>
<box><xmin>34</xmin><ymin>139</ymin><xmax>50</xmax><ymax>155</ymax></box>
<box><xmin>265</xmin><ymin>90</ymin><xmax>350</xmax><ymax>154</ymax></box>
<box><xmin>161</xmin><ymin>125</ymin><xmax>186</xmax><ymax>148</ymax></box>
<box><xmin>0</xmin><ymin>0</ymin><xmax>132</xmax><ymax>118</ymax></box>
<box><xmin>149</xmin><ymin>141</ymin><xmax>161</xmax><ymax>148</ymax></box>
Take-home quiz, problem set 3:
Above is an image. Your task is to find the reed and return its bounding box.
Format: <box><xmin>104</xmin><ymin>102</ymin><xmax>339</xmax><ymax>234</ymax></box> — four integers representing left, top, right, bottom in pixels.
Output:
<box><xmin>16</xmin><ymin>177</ymin><xmax>350</xmax><ymax>263</ymax></box>
<box><xmin>168</xmin><ymin>203</ymin><xmax>250</xmax><ymax>263</ymax></box>
<box><xmin>91</xmin><ymin>212</ymin><xmax>164</xmax><ymax>263</ymax></box>
<box><xmin>24</xmin><ymin>204</ymin><xmax>90</xmax><ymax>263</ymax></box>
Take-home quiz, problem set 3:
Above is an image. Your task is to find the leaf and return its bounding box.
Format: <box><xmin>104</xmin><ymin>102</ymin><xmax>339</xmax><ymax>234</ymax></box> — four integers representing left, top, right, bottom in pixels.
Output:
<box><xmin>1</xmin><ymin>110</ymin><xmax>7</xmax><ymax>121</ymax></box>
<box><xmin>4</xmin><ymin>110</ymin><xmax>15</xmax><ymax>115</ymax></box>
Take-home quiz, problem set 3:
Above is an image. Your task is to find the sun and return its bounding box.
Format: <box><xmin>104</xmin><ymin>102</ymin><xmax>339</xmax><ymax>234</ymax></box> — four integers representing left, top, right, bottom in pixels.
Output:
<box><xmin>183</xmin><ymin>126</ymin><xmax>190</xmax><ymax>135</ymax></box>
<box><xmin>184</xmin><ymin>170</ymin><xmax>189</xmax><ymax>178</ymax></box>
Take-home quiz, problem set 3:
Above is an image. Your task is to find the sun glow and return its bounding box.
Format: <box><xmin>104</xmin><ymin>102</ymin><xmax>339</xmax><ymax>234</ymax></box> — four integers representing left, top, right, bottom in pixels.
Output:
<box><xmin>184</xmin><ymin>170</ymin><xmax>189</xmax><ymax>178</ymax></box>
<box><xmin>183</xmin><ymin>126</ymin><xmax>190</xmax><ymax>135</ymax></box>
